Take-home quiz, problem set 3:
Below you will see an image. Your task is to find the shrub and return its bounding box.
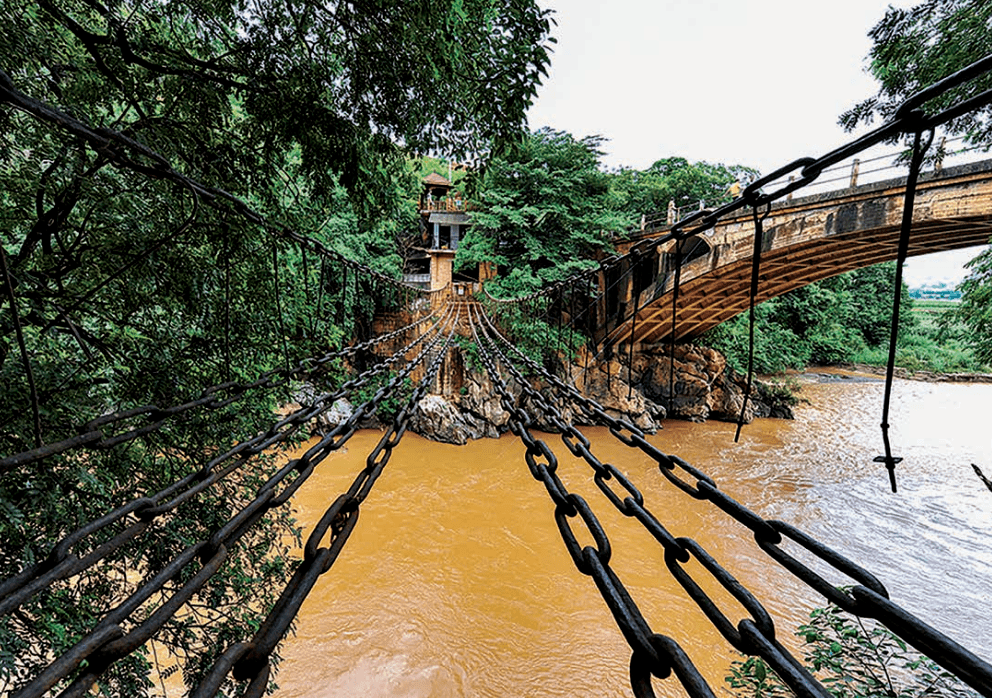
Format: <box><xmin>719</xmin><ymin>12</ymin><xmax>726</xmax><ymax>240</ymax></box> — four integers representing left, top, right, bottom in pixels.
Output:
<box><xmin>726</xmin><ymin>604</ymin><xmax>980</xmax><ymax>698</ymax></box>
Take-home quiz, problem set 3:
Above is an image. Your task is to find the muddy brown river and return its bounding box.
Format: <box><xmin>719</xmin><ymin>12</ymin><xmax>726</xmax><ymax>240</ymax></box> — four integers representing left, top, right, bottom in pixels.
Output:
<box><xmin>273</xmin><ymin>372</ymin><xmax>992</xmax><ymax>697</ymax></box>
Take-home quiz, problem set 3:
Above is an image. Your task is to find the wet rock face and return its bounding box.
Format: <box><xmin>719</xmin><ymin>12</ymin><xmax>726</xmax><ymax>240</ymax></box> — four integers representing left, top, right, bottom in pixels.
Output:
<box><xmin>625</xmin><ymin>343</ymin><xmax>787</xmax><ymax>423</ymax></box>
<box><xmin>454</xmin><ymin>367</ymin><xmax>509</xmax><ymax>437</ymax></box>
<box><xmin>301</xmin><ymin>343</ymin><xmax>791</xmax><ymax>446</ymax></box>
<box><xmin>408</xmin><ymin>395</ymin><xmax>494</xmax><ymax>445</ymax></box>
<box><xmin>565</xmin><ymin>360</ymin><xmax>664</xmax><ymax>433</ymax></box>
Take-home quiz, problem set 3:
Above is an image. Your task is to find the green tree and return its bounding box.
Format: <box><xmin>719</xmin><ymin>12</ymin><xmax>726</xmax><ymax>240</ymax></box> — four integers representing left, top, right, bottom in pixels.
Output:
<box><xmin>838</xmin><ymin>0</ymin><xmax>992</xmax><ymax>373</ymax></box>
<box><xmin>0</xmin><ymin>1</ymin><xmax>553</xmax><ymax>695</ymax></box>
<box><xmin>727</xmin><ymin>604</ymin><xmax>980</xmax><ymax>698</ymax></box>
<box><xmin>704</xmin><ymin>262</ymin><xmax>917</xmax><ymax>373</ymax></box>
<box><xmin>839</xmin><ymin>0</ymin><xmax>992</xmax><ymax>146</ymax></box>
<box><xmin>957</xmin><ymin>251</ymin><xmax>992</xmax><ymax>365</ymax></box>
<box><xmin>611</xmin><ymin>157</ymin><xmax>758</xmax><ymax>223</ymax></box>
<box><xmin>458</xmin><ymin>128</ymin><xmax>628</xmax><ymax>296</ymax></box>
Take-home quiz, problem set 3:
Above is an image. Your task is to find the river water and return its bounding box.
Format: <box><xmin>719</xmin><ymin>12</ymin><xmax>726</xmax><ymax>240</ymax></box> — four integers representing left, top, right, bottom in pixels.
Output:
<box><xmin>274</xmin><ymin>372</ymin><xmax>992</xmax><ymax>697</ymax></box>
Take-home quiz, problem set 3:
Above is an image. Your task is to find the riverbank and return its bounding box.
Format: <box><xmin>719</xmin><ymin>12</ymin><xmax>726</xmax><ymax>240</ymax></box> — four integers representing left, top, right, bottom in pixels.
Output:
<box><xmin>296</xmin><ymin>347</ymin><xmax>992</xmax><ymax>449</ymax></box>
<box><xmin>831</xmin><ymin>362</ymin><xmax>992</xmax><ymax>383</ymax></box>
<box><xmin>297</xmin><ymin>342</ymin><xmax>797</xmax><ymax>446</ymax></box>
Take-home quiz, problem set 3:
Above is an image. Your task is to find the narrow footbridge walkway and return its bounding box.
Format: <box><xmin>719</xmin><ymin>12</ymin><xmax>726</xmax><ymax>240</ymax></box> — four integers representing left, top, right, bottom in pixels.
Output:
<box><xmin>3</xmin><ymin>50</ymin><xmax>992</xmax><ymax>698</ymax></box>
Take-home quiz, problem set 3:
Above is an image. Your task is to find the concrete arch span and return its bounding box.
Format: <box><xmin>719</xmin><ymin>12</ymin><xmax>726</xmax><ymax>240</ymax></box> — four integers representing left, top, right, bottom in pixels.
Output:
<box><xmin>602</xmin><ymin>159</ymin><xmax>992</xmax><ymax>347</ymax></box>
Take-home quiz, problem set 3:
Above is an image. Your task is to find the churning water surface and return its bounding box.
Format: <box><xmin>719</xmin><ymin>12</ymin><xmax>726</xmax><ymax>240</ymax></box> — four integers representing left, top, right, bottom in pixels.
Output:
<box><xmin>275</xmin><ymin>372</ymin><xmax>992</xmax><ymax>697</ymax></box>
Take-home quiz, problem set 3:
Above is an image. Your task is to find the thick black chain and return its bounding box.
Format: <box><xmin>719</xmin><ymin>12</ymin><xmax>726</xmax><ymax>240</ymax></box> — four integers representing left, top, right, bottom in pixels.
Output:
<box><xmin>5</xmin><ymin>307</ymin><xmax>455</xmax><ymax>698</ymax></box>
<box><xmin>469</xmin><ymin>305</ymin><xmax>718</xmax><ymax>698</ymax></box>
<box><xmin>0</xmin><ymin>307</ymin><xmax>451</xmax><ymax>624</ymax></box>
<box><xmin>0</xmin><ymin>313</ymin><xmax>436</xmax><ymax>474</ymax></box>
<box><xmin>479</xmin><ymin>305</ymin><xmax>992</xmax><ymax>698</ymax></box>
<box><xmin>476</xmin><ymin>307</ymin><xmax>833</xmax><ymax>698</ymax></box>
<box><xmin>189</xmin><ymin>307</ymin><xmax>460</xmax><ymax>698</ymax></box>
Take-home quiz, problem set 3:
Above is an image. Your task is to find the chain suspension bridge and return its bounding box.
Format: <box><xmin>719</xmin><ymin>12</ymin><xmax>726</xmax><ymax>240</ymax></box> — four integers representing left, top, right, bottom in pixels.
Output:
<box><xmin>2</xmin><ymin>50</ymin><xmax>992</xmax><ymax>698</ymax></box>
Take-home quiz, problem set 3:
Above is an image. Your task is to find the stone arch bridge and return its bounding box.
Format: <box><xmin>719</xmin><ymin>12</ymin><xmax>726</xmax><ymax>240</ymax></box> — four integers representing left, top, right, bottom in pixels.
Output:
<box><xmin>598</xmin><ymin>158</ymin><xmax>992</xmax><ymax>347</ymax></box>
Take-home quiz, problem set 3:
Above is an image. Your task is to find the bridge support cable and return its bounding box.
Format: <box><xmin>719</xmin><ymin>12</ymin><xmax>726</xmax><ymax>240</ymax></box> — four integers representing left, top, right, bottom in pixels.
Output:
<box><xmin>0</xmin><ymin>310</ymin><xmax>438</xmax><ymax>475</ymax></box>
<box><xmin>667</xmin><ymin>238</ymin><xmax>684</xmax><ymax>416</ymax></box>
<box><xmin>875</xmin><ymin>127</ymin><xmax>934</xmax><ymax>493</ymax></box>
<box><xmin>0</xmin><ymin>245</ymin><xmax>42</xmax><ymax>450</ymax></box>
<box><xmin>272</xmin><ymin>241</ymin><xmax>292</xmax><ymax>374</ymax></box>
<box><xmin>470</xmin><ymin>305</ymin><xmax>718</xmax><ymax>698</ymax></box>
<box><xmin>735</xmin><ymin>202</ymin><xmax>772</xmax><ymax>443</ymax></box>
<box><xmin>0</xmin><ymin>306</ymin><xmax>450</xmax><ymax>619</ymax></box>
<box><xmin>478</xmin><ymin>304</ymin><xmax>992</xmax><ymax>698</ymax></box>
<box><xmin>2</xmin><ymin>306</ymin><xmax>452</xmax><ymax>697</ymax></box>
<box><xmin>189</xmin><ymin>308</ymin><xmax>459</xmax><ymax>698</ymax></box>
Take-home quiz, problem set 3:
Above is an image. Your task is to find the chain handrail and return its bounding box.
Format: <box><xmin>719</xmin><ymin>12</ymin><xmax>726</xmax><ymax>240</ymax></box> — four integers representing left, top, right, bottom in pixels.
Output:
<box><xmin>189</xmin><ymin>307</ymin><xmax>460</xmax><ymax>697</ymax></box>
<box><xmin>0</xmin><ymin>306</ymin><xmax>451</xmax><ymax>632</ymax></box>
<box><xmin>476</xmin><ymin>305</ymin><xmax>992</xmax><ymax>697</ymax></box>
<box><xmin>6</xmin><ymin>305</ymin><xmax>456</xmax><ymax>698</ymax></box>
<box><xmin>0</xmin><ymin>312</ymin><xmax>437</xmax><ymax>474</ymax></box>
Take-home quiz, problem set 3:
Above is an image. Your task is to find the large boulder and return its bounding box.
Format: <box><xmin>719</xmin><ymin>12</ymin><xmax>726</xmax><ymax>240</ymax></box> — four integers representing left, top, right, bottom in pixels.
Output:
<box><xmin>409</xmin><ymin>394</ymin><xmax>495</xmax><ymax>445</ymax></box>
<box><xmin>628</xmin><ymin>344</ymin><xmax>770</xmax><ymax>423</ymax></box>
<box><xmin>454</xmin><ymin>367</ymin><xmax>510</xmax><ymax>436</ymax></box>
<box><xmin>316</xmin><ymin>398</ymin><xmax>356</xmax><ymax>431</ymax></box>
<box><xmin>568</xmin><ymin>360</ymin><xmax>664</xmax><ymax>432</ymax></box>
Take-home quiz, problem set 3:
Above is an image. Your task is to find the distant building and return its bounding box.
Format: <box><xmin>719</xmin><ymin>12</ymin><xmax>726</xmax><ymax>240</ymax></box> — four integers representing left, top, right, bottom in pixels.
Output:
<box><xmin>404</xmin><ymin>172</ymin><xmax>493</xmax><ymax>292</ymax></box>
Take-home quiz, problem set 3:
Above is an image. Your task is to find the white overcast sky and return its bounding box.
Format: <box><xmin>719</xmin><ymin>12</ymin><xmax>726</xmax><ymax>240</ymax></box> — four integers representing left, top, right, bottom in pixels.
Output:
<box><xmin>526</xmin><ymin>0</ymin><xmax>988</xmax><ymax>286</ymax></box>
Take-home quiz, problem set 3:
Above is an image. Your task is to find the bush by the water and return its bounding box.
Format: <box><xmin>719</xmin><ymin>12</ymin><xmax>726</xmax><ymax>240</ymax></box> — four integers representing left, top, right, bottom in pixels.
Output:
<box><xmin>726</xmin><ymin>603</ymin><xmax>980</xmax><ymax>698</ymax></box>
<box><xmin>704</xmin><ymin>265</ymin><xmax>990</xmax><ymax>376</ymax></box>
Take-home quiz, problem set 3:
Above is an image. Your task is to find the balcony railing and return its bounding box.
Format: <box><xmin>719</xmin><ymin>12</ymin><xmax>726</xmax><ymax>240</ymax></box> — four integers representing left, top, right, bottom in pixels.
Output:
<box><xmin>421</xmin><ymin>197</ymin><xmax>468</xmax><ymax>213</ymax></box>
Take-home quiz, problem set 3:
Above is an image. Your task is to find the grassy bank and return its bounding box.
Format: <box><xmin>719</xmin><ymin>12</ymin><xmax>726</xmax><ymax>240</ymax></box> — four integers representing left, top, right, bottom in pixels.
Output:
<box><xmin>851</xmin><ymin>299</ymin><xmax>992</xmax><ymax>375</ymax></box>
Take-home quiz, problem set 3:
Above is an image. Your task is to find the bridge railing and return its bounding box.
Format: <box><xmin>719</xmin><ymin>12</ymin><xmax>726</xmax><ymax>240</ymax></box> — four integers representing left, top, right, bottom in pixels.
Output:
<box><xmin>634</xmin><ymin>134</ymin><xmax>989</xmax><ymax>234</ymax></box>
<box><xmin>420</xmin><ymin>196</ymin><xmax>469</xmax><ymax>213</ymax></box>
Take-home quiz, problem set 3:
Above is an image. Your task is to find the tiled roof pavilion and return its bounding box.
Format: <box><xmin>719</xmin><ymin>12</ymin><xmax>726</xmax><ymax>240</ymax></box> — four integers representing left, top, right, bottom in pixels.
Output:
<box><xmin>422</xmin><ymin>172</ymin><xmax>453</xmax><ymax>187</ymax></box>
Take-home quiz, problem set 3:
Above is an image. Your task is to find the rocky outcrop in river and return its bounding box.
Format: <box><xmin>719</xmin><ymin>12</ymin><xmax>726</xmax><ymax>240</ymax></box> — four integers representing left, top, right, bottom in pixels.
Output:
<box><xmin>300</xmin><ymin>342</ymin><xmax>793</xmax><ymax>446</ymax></box>
<box><xmin>623</xmin><ymin>343</ymin><xmax>793</xmax><ymax>422</ymax></box>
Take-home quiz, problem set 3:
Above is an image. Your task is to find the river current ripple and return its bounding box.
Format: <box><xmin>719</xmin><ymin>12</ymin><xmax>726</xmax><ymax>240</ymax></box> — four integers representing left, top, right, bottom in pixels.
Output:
<box><xmin>275</xmin><ymin>372</ymin><xmax>992</xmax><ymax>697</ymax></box>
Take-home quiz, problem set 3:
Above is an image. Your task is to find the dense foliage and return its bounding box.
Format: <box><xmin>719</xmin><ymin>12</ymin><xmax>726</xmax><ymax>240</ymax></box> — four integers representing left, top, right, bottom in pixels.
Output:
<box><xmin>840</xmin><ymin>0</ymin><xmax>992</xmax><ymax>369</ymax></box>
<box><xmin>611</xmin><ymin>156</ymin><xmax>758</xmax><ymax>221</ymax></box>
<box><xmin>704</xmin><ymin>263</ymin><xmax>918</xmax><ymax>374</ymax></box>
<box><xmin>458</xmin><ymin>128</ymin><xmax>628</xmax><ymax>296</ymax></box>
<box><xmin>0</xmin><ymin>1</ymin><xmax>553</xmax><ymax>695</ymax></box>
<box><xmin>462</xmin><ymin>131</ymin><xmax>754</xmax><ymax>364</ymax></box>
<box><xmin>728</xmin><ymin>603</ymin><xmax>980</xmax><ymax>698</ymax></box>
<box><xmin>839</xmin><ymin>0</ymin><xmax>992</xmax><ymax>147</ymax></box>
<box><xmin>461</xmin><ymin>130</ymin><xmax>756</xmax><ymax>298</ymax></box>
<box><xmin>956</xmin><ymin>252</ymin><xmax>992</xmax><ymax>366</ymax></box>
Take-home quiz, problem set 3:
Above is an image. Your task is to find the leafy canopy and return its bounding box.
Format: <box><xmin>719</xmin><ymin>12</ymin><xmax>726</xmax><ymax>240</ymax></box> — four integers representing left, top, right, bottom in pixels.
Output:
<box><xmin>0</xmin><ymin>1</ymin><xmax>554</xmax><ymax>694</ymax></box>
<box><xmin>839</xmin><ymin>0</ymin><xmax>992</xmax><ymax>372</ymax></box>
<box><xmin>839</xmin><ymin>0</ymin><xmax>992</xmax><ymax>146</ymax></box>
<box><xmin>458</xmin><ymin>128</ymin><xmax>628</xmax><ymax>296</ymax></box>
<box><xmin>611</xmin><ymin>157</ymin><xmax>758</xmax><ymax>220</ymax></box>
<box><xmin>459</xmin><ymin>129</ymin><xmax>755</xmax><ymax>299</ymax></box>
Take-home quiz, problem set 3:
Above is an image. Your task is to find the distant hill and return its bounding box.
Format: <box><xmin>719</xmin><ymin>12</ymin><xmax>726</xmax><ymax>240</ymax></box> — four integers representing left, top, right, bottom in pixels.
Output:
<box><xmin>908</xmin><ymin>280</ymin><xmax>962</xmax><ymax>301</ymax></box>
